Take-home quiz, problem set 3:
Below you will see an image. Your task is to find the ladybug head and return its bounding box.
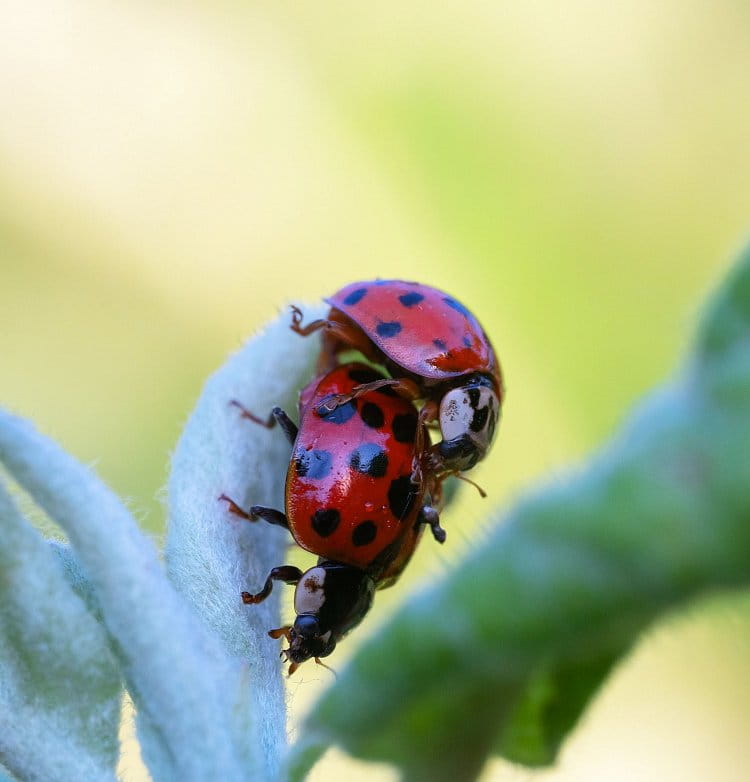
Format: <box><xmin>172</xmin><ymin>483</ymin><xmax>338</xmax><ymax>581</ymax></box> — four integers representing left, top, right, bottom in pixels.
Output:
<box><xmin>435</xmin><ymin>375</ymin><xmax>500</xmax><ymax>472</ymax></box>
<box><xmin>269</xmin><ymin>563</ymin><xmax>374</xmax><ymax>675</ymax></box>
<box><xmin>273</xmin><ymin>615</ymin><xmax>337</xmax><ymax>675</ymax></box>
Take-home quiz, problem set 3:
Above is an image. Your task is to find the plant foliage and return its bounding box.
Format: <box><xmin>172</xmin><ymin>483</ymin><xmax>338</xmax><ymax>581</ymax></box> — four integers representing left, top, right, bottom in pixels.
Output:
<box><xmin>1</xmin><ymin>250</ymin><xmax>749</xmax><ymax>781</ymax></box>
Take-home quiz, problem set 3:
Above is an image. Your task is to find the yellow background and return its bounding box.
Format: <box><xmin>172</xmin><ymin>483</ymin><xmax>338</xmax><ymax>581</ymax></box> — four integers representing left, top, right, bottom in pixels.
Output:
<box><xmin>2</xmin><ymin>2</ymin><xmax>749</xmax><ymax>780</ymax></box>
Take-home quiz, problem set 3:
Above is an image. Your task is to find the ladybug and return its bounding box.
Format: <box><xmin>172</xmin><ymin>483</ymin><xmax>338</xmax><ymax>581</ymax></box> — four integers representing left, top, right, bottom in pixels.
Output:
<box><xmin>289</xmin><ymin>280</ymin><xmax>503</xmax><ymax>477</ymax></box>
<box><xmin>219</xmin><ymin>362</ymin><xmax>444</xmax><ymax>674</ymax></box>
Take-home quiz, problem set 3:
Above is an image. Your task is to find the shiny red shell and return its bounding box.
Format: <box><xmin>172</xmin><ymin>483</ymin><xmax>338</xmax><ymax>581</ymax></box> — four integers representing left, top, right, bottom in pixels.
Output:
<box><xmin>326</xmin><ymin>280</ymin><xmax>501</xmax><ymax>389</ymax></box>
<box><xmin>286</xmin><ymin>363</ymin><xmax>425</xmax><ymax>571</ymax></box>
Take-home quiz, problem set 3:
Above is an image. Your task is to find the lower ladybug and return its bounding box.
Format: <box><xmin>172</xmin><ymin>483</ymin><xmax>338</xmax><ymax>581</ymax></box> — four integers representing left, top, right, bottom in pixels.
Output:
<box><xmin>289</xmin><ymin>280</ymin><xmax>504</xmax><ymax>477</ymax></box>
<box><xmin>219</xmin><ymin>363</ymin><xmax>445</xmax><ymax>674</ymax></box>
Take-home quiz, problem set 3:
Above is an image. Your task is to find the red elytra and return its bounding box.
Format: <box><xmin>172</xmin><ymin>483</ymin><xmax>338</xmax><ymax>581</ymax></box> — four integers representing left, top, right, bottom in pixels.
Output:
<box><xmin>286</xmin><ymin>362</ymin><xmax>426</xmax><ymax>572</ymax></box>
<box><xmin>326</xmin><ymin>280</ymin><xmax>501</xmax><ymax>386</ymax></box>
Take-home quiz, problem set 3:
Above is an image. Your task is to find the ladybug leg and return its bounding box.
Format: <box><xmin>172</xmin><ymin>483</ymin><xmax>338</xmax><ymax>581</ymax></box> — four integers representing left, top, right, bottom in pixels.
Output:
<box><xmin>230</xmin><ymin>401</ymin><xmax>298</xmax><ymax>445</ymax></box>
<box><xmin>415</xmin><ymin>399</ymin><xmax>439</xmax><ymax>456</ymax></box>
<box><xmin>317</xmin><ymin>378</ymin><xmax>422</xmax><ymax>415</ymax></box>
<box><xmin>409</xmin><ymin>399</ymin><xmax>440</xmax><ymax>484</ymax></box>
<box><xmin>417</xmin><ymin>504</ymin><xmax>446</xmax><ymax>544</ymax></box>
<box><xmin>218</xmin><ymin>495</ymin><xmax>290</xmax><ymax>529</ymax></box>
<box><xmin>272</xmin><ymin>408</ymin><xmax>299</xmax><ymax>444</ymax></box>
<box><xmin>268</xmin><ymin>625</ymin><xmax>293</xmax><ymax>641</ymax></box>
<box><xmin>290</xmin><ymin>306</ymin><xmax>368</xmax><ymax>348</ymax></box>
<box><xmin>289</xmin><ymin>305</ymin><xmax>331</xmax><ymax>337</ymax></box>
<box><xmin>242</xmin><ymin>565</ymin><xmax>303</xmax><ymax>605</ymax></box>
<box><xmin>290</xmin><ymin>306</ymin><xmax>381</xmax><ymax>371</ymax></box>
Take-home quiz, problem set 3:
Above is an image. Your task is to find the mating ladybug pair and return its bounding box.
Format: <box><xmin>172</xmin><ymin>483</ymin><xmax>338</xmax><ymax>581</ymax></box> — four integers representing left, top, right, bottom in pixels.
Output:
<box><xmin>220</xmin><ymin>280</ymin><xmax>503</xmax><ymax>674</ymax></box>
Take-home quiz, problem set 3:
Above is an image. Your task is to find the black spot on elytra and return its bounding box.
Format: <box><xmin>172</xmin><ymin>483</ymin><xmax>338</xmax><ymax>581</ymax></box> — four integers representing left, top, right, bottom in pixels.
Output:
<box><xmin>348</xmin><ymin>366</ymin><xmax>383</xmax><ymax>385</ymax></box>
<box><xmin>468</xmin><ymin>388</ymin><xmax>481</xmax><ymax>408</ymax></box>
<box><xmin>294</xmin><ymin>449</ymin><xmax>333</xmax><ymax>479</ymax></box>
<box><xmin>317</xmin><ymin>397</ymin><xmax>357</xmax><ymax>425</ymax></box>
<box><xmin>463</xmin><ymin>335</ymin><xmax>473</xmax><ymax>348</ymax></box>
<box><xmin>433</xmin><ymin>338</ymin><xmax>448</xmax><ymax>351</ymax></box>
<box><xmin>311</xmin><ymin>508</ymin><xmax>340</xmax><ymax>537</ymax></box>
<box><xmin>470</xmin><ymin>405</ymin><xmax>489</xmax><ymax>433</ymax></box>
<box><xmin>352</xmin><ymin>520</ymin><xmax>377</xmax><ymax>547</ymax></box>
<box><xmin>388</xmin><ymin>475</ymin><xmax>418</xmax><ymax>520</ymax></box>
<box><xmin>360</xmin><ymin>401</ymin><xmax>385</xmax><ymax>429</ymax></box>
<box><xmin>392</xmin><ymin>412</ymin><xmax>418</xmax><ymax>443</ymax></box>
<box><xmin>376</xmin><ymin>321</ymin><xmax>402</xmax><ymax>338</ymax></box>
<box><xmin>350</xmin><ymin>444</ymin><xmax>388</xmax><ymax>477</ymax></box>
<box><xmin>343</xmin><ymin>287</ymin><xmax>368</xmax><ymax>306</ymax></box>
<box><xmin>398</xmin><ymin>291</ymin><xmax>424</xmax><ymax>308</ymax></box>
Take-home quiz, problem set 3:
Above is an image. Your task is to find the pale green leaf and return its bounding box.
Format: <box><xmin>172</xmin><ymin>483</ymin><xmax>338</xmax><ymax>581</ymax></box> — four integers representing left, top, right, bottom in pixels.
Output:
<box><xmin>0</xmin><ymin>481</ymin><xmax>120</xmax><ymax>782</ymax></box>
<box><xmin>165</xmin><ymin>305</ymin><xmax>321</xmax><ymax>779</ymax></box>
<box><xmin>0</xmin><ymin>413</ymin><xmax>247</xmax><ymax>781</ymax></box>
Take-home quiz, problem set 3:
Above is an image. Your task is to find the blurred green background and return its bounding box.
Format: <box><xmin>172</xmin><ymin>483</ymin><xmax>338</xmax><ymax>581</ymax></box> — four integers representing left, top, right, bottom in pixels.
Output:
<box><xmin>2</xmin><ymin>1</ymin><xmax>750</xmax><ymax>780</ymax></box>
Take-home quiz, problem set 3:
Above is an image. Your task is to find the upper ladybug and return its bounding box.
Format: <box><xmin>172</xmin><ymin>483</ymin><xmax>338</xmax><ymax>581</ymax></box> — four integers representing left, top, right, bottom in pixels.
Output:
<box><xmin>291</xmin><ymin>280</ymin><xmax>504</xmax><ymax>476</ymax></box>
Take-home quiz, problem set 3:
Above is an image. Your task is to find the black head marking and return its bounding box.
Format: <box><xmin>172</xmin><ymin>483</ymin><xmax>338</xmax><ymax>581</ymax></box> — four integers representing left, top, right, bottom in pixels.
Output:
<box><xmin>294</xmin><ymin>449</ymin><xmax>333</xmax><ymax>479</ymax></box>
<box><xmin>311</xmin><ymin>508</ymin><xmax>340</xmax><ymax>537</ymax></box>
<box><xmin>352</xmin><ymin>520</ymin><xmax>377</xmax><ymax>547</ymax></box>
<box><xmin>443</xmin><ymin>296</ymin><xmax>472</xmax><ymax>318</ymax></box>
<box><xmin>433</xmin><ymin>338</ymin><xmax>448</xmax><ymax>351</ymax></box>
<box><xmin>348</xmin><ymin>366</ymin><xmax>383</xmax><ymax>385</ymax></box>
<box><xmin>376</xmin><ymin>321</ymin><xmax>402</xmax><ymax>338</ymax></box>
<box><xmin>487</xmin><ymin>409</ymin><xmax>497</xmax><ymax>441</ymax></box>
<box><xmin>467</xmin><ymin>388</ymin><xmax>481</xmax><ymax>408</ymax></box>
<box><xmin>343</xmin><ymin>287</ymin><xmax>368</xmax><ymax>306</ymax></box>
<box><xmin>470</xmin><ymin>405</ymin><xmax>489</xmax><ymax>433</ymax></box>
<box><xmin>398</xmin><ymin>291</ymin><xmax>424</xmax><ymax>308</ymax></box>
<box><xmin>317</xmin><ymin>397</ymin><xmax>357</xmax><ymax>425</ymax></box>
<box><xmin>391</xmin><ymin>411</ymin><xmax>418</xmax><ymax>444</ymax></box>
<box><xmin>350</xmin><ymin>444</ymin><xmax>389</xmax><ymax>478</ymax></box>
<box><xmin>388</xmin><ymin>475</ymin><xmax>418</xmax><ymax>520</ymax></box>
<box><xmin>360</xmin><ymin>401</ymin><xmax>385</xmax><ymax>429</ymax></box>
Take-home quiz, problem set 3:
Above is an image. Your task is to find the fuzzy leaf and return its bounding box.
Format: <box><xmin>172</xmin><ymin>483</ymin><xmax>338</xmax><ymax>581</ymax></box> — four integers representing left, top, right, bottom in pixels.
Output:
<box><xmin>288</xmin><ymin>248</ymin><xmax>750</xmax><ymax>781</ymax></box>
<box><xmin>48</xmin><ymin>541</ymin><xmax>101</xmax><ymax>622</ymax></box>
<box><xmin>0</xmin><ymin>481</ymin><xmax>121</xmax><ymax>782</ymax></box>
<box><xmin>0</xmin><ymin>413</ymin><xmax>248</xmax><ymax>781</ymax></box>
<box><xmin>165</xmin><ymin>305</ymin><xmax>322</xmax><ymax>779</ymax></box>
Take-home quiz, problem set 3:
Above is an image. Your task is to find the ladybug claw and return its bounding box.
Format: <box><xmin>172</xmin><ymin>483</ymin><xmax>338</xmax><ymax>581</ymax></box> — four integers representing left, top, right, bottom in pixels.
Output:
<box><xmin>290</xmin><ymin>305</ymin><xmax>303</xmax><ymax>326</ymax></box>
<box><xmin>316</xmin><ymin>393</ymin><xmax>347</xmax><ymax>415</ymax></box>
<box><xmin>219</xmin><ymin>494</ymin><xmax>254</xmax><ymax>520</ymax></box>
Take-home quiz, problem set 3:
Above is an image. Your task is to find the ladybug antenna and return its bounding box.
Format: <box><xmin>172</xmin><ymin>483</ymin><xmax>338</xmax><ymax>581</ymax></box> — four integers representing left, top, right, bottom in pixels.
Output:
<box><xmin>314</xmin><ymin>657</ymin><xmax>337</xmax><ymax>678</ymax></box>
<box><xmin>452</xmin><ymin>471</ymin><xmax>487</xmax><ymax>498</ymax></box>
